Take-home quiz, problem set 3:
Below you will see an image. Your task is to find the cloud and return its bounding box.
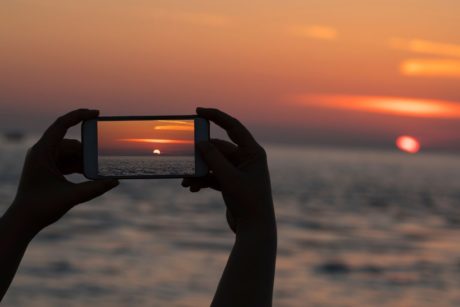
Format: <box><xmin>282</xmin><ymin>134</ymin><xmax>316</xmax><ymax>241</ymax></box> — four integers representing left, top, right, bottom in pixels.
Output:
<box><xmin>154</xmin><ymin>120</ymin><xmax>194</xmax><ymax>131</ymax></box>
<box><xmin>158</xmin><ymin>120</ymin><xmax>193</xmax><ymax>125</ymax></box>
<box><xmin>289</xmin><ymin>94</ymin><xmax>460</xmax><ymax>119</ymax></box>
<box><xmin>118</xmin><ymin>138</ymin><xmax>193</xmax><ymax>144</ymax></box>
<box><xmin>389</xmin><ymin>38</ymin><xmax>460</xmax><ymax>58</ymax></box>
<box><xmin>154</xmin><ymin>125</ymin><xmax>194</xmax><ymax>131</ymax></box>
<box><xmin>400</xmin><ymin>59</ymin><xmax>460</xmax><ymax>77</ymax></box>
<box><xmin>289</xmin><ymin>25</ymin><xmax>338</xmax><ymax>41</ymax></box>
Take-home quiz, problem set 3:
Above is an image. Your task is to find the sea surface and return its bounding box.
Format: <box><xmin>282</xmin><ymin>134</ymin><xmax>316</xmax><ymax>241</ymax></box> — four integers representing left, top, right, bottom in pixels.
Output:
<box><xmin>98</xmin><ymin>155</ymin><xmax>195</xmax><ymax>176</ymax></box>
<box><xmin>2</xmin><ymin>138</ymin><xmax>460</xmax><ymax>306</ymax></box>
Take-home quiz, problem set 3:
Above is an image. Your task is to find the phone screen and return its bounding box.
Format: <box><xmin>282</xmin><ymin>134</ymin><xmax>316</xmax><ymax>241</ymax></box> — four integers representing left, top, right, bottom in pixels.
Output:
<box><xmin>97</xmin><ymin>119</ymin><xmax>197</xmax><ymax>177</ymax></box>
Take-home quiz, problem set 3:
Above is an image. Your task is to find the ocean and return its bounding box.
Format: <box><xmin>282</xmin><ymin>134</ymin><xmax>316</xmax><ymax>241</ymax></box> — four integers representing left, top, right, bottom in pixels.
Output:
<box><xmin>2</xmin><ymin>138</ymin><xmax>460</xmax><ymax>306</ymax></box>
<box><xmin>98</xmin><ymin>155</ymin><xmax>195</xmax><ymax>176</ymax></box>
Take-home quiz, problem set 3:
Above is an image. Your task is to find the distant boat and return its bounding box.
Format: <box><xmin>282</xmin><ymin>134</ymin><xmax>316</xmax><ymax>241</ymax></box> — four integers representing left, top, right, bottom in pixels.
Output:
<box><xmin>3</xmin><ymin>131</ymin><xmax>25</xmax><ymax>142</ymax></box>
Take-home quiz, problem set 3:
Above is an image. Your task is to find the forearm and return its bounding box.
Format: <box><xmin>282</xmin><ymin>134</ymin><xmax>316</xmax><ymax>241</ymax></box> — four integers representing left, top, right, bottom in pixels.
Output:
<box><xmin>211</xmin><ymin>216</ymin><xmax>277</xmax><ymax>307</ymax></box>
<box><xmin>0</xmin><ymin>207</ymin><xmax>37</xmax><ymax>301</ymax></box>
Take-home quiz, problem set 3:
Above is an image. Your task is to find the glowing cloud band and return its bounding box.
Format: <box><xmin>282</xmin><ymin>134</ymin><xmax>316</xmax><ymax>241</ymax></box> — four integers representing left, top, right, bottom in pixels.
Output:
<box><xmin>290</xmin><ymin>94</ymin><xmax>460</xmax><ymax>119</ymax></box>
<box><xmin>400</xmin><ymin>59</ymin><xmax>460</xmax><ymax>77</ymax></box>
<box><xmin>118</xmin><ymin>138</ymin><xmax>194</xmax><ymax>144</ymax></box>
<box><xmin>154</xmin><ymin>125</ymin><xmax>194</xmax><ymax>131</ymax></box>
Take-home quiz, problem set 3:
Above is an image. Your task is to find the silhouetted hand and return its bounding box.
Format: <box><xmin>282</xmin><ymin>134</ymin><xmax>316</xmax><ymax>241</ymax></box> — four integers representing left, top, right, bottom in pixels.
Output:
<box><xmin>9</xmin><ymin>109</ymin><xmax>119</xmax><ymax>234</ymax></box>
<box><xmin>0</xmin><ymin>109</ymin><xmax>119</xmax><ymax>300</ymax></box>
<box><xmin>182</xmin><ymin>108</ymin><xmax>277</xmax><ymax>307</ymax></box>
<box><xmin>182</xmin><ymin>107</ymin><xmax>275</xmax><ymax>233</ymax></box>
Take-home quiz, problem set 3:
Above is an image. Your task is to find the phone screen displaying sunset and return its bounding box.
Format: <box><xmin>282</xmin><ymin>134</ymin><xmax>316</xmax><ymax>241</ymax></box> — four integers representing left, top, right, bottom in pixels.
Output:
<box><xmin>97</xmin><ymin>119</ymin><xmax>195</xmax><ymax>176</ymax></box>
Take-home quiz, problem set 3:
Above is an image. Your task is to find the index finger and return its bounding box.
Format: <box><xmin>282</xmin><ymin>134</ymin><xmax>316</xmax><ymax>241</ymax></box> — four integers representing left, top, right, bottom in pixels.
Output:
<box><xmin>40</xmin><ymin>109</ymin><xmax>99</xmax><ymax>149</ymax></box>
<box><xmin>196</xmin><ymin>107</ymin><xmax>259</xmax><ymax>150</ymax></box>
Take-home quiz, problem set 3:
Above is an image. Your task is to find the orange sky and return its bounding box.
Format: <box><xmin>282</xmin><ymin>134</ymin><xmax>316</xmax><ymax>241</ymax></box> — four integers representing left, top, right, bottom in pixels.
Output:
<box><xmin>98</xmin><ymin>120</ymin><xmax>194</xmax><ymax>156</ymax></box>
<box><xmin>1</xmin><ymin>0</ymin><xmax>459</xmax><ymax>150</ymax></box>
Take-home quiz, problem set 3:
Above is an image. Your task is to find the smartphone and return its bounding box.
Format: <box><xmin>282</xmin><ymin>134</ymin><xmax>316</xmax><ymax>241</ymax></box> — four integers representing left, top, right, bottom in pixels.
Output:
<box><xmin>82</xmin><ymin>115</ymin><xmax>209</xmax><ymax>179</ymax></box>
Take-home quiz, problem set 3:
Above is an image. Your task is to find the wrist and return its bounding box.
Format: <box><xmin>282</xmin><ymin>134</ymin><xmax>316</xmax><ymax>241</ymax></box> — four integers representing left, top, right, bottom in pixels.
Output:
<box><xmin>2</xmin><ymin>204</ymin><xmax>41</xmax><ymax>240</ymax></box>
<box><xmin>236</xmin><ymin>214</ymin><xmax>277</xmax><ymax>240</ymax></box>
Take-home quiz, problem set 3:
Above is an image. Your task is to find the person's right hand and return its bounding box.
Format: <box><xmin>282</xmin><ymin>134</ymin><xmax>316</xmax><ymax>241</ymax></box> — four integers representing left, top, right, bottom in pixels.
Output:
<box><xmin>182</xmin><ymin>108</ymin><xmax>275</xmax><ymax>234</ymax></box>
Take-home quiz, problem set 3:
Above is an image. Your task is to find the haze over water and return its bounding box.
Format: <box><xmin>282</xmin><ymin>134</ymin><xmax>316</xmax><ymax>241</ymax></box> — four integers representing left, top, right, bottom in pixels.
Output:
<box><xmin>2</xmin><ymin>139</ymin><xmax>460</xmax><ymax>306</ymax></box>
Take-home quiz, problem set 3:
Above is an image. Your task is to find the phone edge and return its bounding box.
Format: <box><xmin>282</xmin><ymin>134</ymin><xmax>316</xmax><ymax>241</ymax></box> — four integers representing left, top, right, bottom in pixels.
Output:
<box><xmin>81</xmin><ymin>115</ymin><xmax>210</xmax><ymax>180</ymax></box>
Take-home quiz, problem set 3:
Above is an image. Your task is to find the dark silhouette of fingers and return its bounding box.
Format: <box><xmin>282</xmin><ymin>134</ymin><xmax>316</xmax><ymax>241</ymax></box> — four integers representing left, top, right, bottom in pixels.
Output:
<box><xmin>211</xmin><ymin>139</ymin><xmax>238</xmax><ymax>156</ymax></box>
<box><xmin>57</xmin><ymin>139</ymin><xmax>83</xmax><ymax>174</ymax></box>
<box><xmin>211</xmin><ymin>138</ymin><xmax>250</xmax><ymax>166</ymax></box>
<box><xmin>181</xmin><ymin>178</ymin><xmax>203</xmax><ymax>192</ymax></box>
<box><xmin>197</xmin><ymin>141</ymin><xmax>238</xmax><ymax>185</ymax></box>
<box><xmin>41</xmin><ymin>109</ymin><xmax>99</xmax><ymax>149</ymax></box>
<box><xmin>182</xmin><ymin>177</ymin><xmax>206</xmax><ymax>187</ymax></box>
<box><xmin>197</xmin><ymin>108</ymin><xmax>259</xmax><ymax>150</ymax></box>
<box><xmin>72</xmin><ymin>179</ymin><xmax>119</xmax><ymax>204</ymax></box>
<box><xmin>182</xmin><ymin>176</ymin><xmax>220</xmax><ymax>190</ymax></box>
<box><xmin>181</xmin><ymin>178</ymin><xmax>192</xmax><ymax>187</ymax></box>
<box><xmin>59</xmin><ymin>139</ymin><xmax>81</xmax><ymax>151</ymax></box>
<box><xmin>226</xmin><ymin>209</ymin><xmax>237</xmax><ymax>233</ymax></box>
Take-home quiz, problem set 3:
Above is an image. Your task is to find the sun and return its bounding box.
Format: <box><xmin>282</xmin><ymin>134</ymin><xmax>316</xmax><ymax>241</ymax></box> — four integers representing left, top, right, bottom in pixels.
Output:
<box><xmin>396</xmin><ymin>135</ymin><xmax>420</xmax><ymax>154</ymax></box>
<box><xmin>153</xmin><ymin>149</ymin><xmax>161</xmax><ymax>155</ymax></box>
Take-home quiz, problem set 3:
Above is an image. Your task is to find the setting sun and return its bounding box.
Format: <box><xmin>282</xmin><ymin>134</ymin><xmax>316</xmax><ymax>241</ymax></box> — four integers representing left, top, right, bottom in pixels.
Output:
<box><xmin>396</xmin><ymin>136</ymin><xmax>421</xmax><ymax>154</ymax></box>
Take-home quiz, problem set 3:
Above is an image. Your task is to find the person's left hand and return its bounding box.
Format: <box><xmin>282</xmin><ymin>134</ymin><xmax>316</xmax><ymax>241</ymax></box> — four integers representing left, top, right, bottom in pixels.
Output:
<box><xmin>8</xmin><ymin>109</ymin><xmax>119</xmax><ymax>234</ymax></box>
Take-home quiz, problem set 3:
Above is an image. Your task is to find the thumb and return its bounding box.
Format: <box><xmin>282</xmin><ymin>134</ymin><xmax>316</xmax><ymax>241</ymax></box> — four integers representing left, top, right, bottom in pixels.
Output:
<box><xmin>226</xmin><ymin>209</ymin><xmax>237</xmax><ymax>234</ymax></box>
<box><xmin>197</xmin><ymin>141</ymin><xmax>238</xmax><ymax>184</ymax></box>
<box><xmin>72</xmin><ymin>179</ymin><xmax>119</xmax><ymax>204</ymax></box>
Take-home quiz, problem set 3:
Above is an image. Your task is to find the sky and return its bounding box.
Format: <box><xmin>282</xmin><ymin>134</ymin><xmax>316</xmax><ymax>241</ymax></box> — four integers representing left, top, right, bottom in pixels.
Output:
<box><xmin>1</xmin><ymin>0</ymin><xmax>459</xmax><ymax>151</ymax></box>
<box><xmin>98</xmin><ymin>120</ymin><xmax>194</xmax><ymax>156</ymax></box>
